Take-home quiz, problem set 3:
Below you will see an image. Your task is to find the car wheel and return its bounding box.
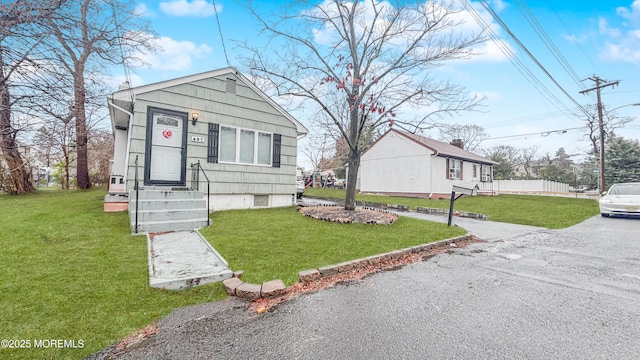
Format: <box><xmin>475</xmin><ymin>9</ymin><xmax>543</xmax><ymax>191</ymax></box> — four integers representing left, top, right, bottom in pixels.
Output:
<box><xmin>601</xmin><ymin>213</ymin><xmax>609</xmax><ymax>217</ymax></box>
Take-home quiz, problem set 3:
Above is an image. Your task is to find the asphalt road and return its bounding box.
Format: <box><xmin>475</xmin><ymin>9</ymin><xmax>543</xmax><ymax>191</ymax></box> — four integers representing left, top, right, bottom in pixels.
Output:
<box><xmin>92</xmin><ymin>214</ymin><xmax>640</xmax><ymax>360</ymax></box>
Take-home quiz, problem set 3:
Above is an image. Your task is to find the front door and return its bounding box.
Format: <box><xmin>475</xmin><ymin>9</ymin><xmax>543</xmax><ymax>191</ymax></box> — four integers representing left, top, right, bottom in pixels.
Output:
<box><xmin>145</xmin><ymin>107</ymin><xmax>188</xmax><ymax>186</ymax></box>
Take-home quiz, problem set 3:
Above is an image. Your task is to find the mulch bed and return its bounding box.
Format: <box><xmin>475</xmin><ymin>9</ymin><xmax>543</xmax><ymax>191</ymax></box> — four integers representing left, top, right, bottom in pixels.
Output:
<box><xmin>298</xmin><ymin>205</ymin><xmax>398</xmax><ymax>225</ymax></box>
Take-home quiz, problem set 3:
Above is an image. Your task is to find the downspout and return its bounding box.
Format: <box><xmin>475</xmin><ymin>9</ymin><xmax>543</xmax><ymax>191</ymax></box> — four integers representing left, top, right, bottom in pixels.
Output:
<box><xmin>107</xmin><ymin>97</ymin><xmax>134</xmax><ymax>190</ymax></box>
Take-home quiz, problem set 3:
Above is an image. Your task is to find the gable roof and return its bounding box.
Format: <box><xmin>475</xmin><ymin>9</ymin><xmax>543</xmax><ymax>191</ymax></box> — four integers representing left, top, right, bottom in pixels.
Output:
<box><xmin>108</xmin><ymin>67</ymin><xmax>308</xmax><ymax>137</ymax></box>
<box><xmin>382</xmin><ymin>128</ymin><xmax>496</xmax><ymax>165</ymax></box>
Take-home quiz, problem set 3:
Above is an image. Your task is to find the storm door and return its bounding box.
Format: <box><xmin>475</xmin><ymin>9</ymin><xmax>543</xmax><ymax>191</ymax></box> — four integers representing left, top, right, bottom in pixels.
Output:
<box><xmin>144</xmin><ymin>107</ymin><xmax>188</xmax><ymax>186</ymax></box>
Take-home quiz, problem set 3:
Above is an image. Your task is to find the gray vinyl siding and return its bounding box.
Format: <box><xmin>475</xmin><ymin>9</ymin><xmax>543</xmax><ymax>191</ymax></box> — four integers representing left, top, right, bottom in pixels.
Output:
<box><xmin>124</xmin><ymin>73</ymin><xmax>298</xmax><ymax>195</ymax></box>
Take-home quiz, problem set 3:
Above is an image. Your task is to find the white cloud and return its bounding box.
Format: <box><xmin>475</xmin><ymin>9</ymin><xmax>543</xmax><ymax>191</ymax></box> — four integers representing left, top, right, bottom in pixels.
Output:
<box><xmin>159</xmin><ymin>0</ymin><xmax>220</xmax><ymax>17</ymax></box>
<box><xmin>617</xmin><ymin>0</ymin><xmax>640</xmax><ymax>25</ymax></box>
<box><xmin>598</xmin><ymin>2</ymin><xmax>640</xmax><ymax>64</ymax></box>
<box><xmin>138</xmin><ymin>36</ymin><xmax>213</xmax><ymax>71</ymax></box>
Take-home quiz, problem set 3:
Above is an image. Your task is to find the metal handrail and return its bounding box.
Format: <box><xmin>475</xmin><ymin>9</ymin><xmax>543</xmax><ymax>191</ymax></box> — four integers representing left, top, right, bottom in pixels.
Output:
<box><xmin>133</xmin><ymin>155</ymin><xmax>140</xmax><ymax>233</ymax></box>
<box><xmin>191</xmin><ymin>161</ymin><xmax>211</xmax><ymax>214</ymax></box>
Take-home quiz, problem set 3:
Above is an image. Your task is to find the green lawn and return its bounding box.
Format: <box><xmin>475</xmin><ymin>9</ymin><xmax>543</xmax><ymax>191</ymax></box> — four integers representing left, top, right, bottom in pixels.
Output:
<box><xmin>304</xmin><ymin>187</ymin><xmax>600</xmax><ymax>229</ymax></box>
<box><xmin>0</xmin><ymin>189</ymin><xmax>465</xmax><ymax>359</ymax></box>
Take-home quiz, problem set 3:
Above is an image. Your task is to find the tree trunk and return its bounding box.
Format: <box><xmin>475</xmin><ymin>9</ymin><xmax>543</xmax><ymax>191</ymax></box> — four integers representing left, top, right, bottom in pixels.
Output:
<box><xmin>345</xmin><ymin>150</ymin><xmax>360</xmax><ymax>211</ymax></box>
<box><xmin>74</xmin><ymin>71</ymin><xmax>90</xmax><ymax>189</ymax></box>
<box><xmin>0</xmin><ymin>51</ymin><xmax>35</xmax><ymax>194</ymax></box>
<box><xmin>344</xmin><ymin>100</ymin><xmax>360</xmax><ymax>211</ymax></box>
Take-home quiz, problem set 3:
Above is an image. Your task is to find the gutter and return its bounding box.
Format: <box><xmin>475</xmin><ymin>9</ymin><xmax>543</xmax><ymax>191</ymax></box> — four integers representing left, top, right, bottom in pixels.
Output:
<box><xmin>107</xmin><ymin>97</ymin><xmax>134</xmax><ymax>189</ymax></box>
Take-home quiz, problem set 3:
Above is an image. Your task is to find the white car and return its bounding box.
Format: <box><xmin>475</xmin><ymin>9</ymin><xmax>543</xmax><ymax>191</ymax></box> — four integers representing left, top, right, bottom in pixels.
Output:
<box><xmin>599</xmin><ymin>182</ymin><xmax>640</xmax><ymax>217</ymax></box>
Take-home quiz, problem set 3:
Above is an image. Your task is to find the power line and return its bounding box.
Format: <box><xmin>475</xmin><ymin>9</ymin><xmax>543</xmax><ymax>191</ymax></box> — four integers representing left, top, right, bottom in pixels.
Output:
<box><xmin>477</xmin><ymin>0</ymin><xmax>591</xmax><ymax>117</ymax></box>
<box><xmin>483</xmin><ymin>126</ymin><xmax>587</xmax><ymax>141</ymax></box>
<box><xmin>212</xmin><ymin>0</ymin><xmax>230</xmax><ymax>67</ymax></box>
<box><xmin>461</xmin><ymin>1</ymin><xmax>569</xmax><ymax>111</ymax></box>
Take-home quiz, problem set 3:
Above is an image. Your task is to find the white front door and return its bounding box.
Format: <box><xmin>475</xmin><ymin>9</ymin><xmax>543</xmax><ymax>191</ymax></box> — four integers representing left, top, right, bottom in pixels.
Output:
<box><xmin>145</xmin><ymin>108</ymin><xmax>187</xmax><ymax>185</ymax></box>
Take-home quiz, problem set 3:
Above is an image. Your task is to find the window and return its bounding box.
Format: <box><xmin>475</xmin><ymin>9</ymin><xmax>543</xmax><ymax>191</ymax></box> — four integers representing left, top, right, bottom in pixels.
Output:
<box><xmin>239</xmin><ymin>129</ymin><xmax>255</xmax><ymax>163</ymax></box>
<box><xmin>448</xmin><ymin>159</ymin><xmax>461</xmax><ymax>180</ymax></box>
<box><xmin>219</xmin><ymin>126</ymin><xmax>237</xmax><ymax>162</ymax></box>
<box><xmin>257</xmin><ymin>132</ymin><xmax>272</xmax><ymax>165</ymax></box>
<box><xmin>473</xmin><ymin>164</ymin><xmax>478</xmax><ymax>178</ymax></box>
<box><xmin>210</xmin><ymin>124</ymin><xmax>275</xmax><ymax>166</ymax></box>
<box><xmin>481</xmin><ymin>165</ymin><xmax>492</xmax><ymax>182</ymax></box>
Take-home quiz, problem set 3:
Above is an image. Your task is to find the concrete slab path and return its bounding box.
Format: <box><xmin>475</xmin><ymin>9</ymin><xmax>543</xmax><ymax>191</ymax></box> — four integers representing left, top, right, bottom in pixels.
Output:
<box><xmin>147</xmin><ymin>230</ymin><xmax>233</xmax><ymax>290</ymax></box>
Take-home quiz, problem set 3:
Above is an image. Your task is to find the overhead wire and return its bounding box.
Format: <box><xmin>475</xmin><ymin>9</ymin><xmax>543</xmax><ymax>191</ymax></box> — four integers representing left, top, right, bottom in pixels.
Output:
<box><xmin>460</xmin><ymin>0</ymin><xmax>569</xmax><ymax>112</ymax></box>
<box><xmin>546</xmin><ymin>1</ymin><xmax>604</xmax><ymax>79</ymax></box>
<box><xmin>211</xmin><ymin>0</ymin><xmax>230</xmax><ymax>67</ymax></box>
<box><xmin>476</xmin><ymin>0</ymin><xmax>591</xmax><ymax>118</ymax></box>
<box><xmin>111</xmin><ymin>1</ymin><xmax>134</xmax><ymax>102</ymax></box>
<box><xmin>513</xmin><ymin>0</ymin><xmax>587</xmax><ymax>92</ymax></box>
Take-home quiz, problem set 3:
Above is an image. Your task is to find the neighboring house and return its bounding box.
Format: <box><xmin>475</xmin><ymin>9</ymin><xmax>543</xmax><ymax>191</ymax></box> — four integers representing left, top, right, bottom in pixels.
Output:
<box><xmin>358</xmin><ymin>129</ymin><xmax>496</xmax><ymax>198</ymax></box>
<box><xmin>106</xmin><ymin>67</ymin><xmax>308</xmax><ymax>212</ymax></box>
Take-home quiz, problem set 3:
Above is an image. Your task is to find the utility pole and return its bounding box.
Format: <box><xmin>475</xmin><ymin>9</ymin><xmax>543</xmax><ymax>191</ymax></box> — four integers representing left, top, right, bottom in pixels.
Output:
<box><xmin>579</xmin><ymin>76</ymin><xmax>618</xmax><ymax>193</ymax></box>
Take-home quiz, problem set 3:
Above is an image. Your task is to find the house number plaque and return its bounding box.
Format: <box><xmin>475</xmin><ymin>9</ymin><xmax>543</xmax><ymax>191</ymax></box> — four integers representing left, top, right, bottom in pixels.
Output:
<box><xmin>191</xmin><ymin>136</ymin><xmax>205</xmax><ymax>143</ymax></box>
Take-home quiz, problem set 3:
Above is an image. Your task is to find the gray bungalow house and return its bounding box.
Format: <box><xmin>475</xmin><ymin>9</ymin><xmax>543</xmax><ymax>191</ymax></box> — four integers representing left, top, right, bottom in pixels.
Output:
<box><xmin>106</xmin><ymin>67</ymin><xmax>307</xmax><ymax>232</ymax></box>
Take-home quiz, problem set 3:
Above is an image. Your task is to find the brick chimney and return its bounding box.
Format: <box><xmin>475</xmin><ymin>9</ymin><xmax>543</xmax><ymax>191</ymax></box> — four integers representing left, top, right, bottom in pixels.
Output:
<box><xmin>450</xmin><ymin>139</ymin><xmax>464</xmax><ymax>149</ymax></box>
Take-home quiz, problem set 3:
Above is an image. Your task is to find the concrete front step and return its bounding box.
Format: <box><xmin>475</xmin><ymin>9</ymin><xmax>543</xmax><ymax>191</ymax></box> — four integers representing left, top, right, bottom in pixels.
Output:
<box><xmin>129</xmin><ymin>189</ymin><xmax>209</xmax><ymax>234</ymax></box>
<box><xmin>133</xmin><ymin>218</ymin><xmax>210</xmax><ymax>234</ymax></box>
<box><xmin>130</xmin><ymin>208</ymin><xmax>209</xmax><ymax>223</ymax></box>
<box><xmin>129</xmin><ymin>189</ymin><xmax>204</xmax><ymax>200</ymax></box>
<box><xmin>129</xmin><ymin>198</ymin><xmax>206</xmax><ymax>211</ymax></box>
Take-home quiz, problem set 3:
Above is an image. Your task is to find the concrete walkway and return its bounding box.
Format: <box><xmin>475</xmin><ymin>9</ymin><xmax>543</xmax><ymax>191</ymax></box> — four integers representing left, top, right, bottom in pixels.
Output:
<box><xmin>147</xmin><ymin>230</ymin><xmax>233</xmax><ymax>290</ymax></box>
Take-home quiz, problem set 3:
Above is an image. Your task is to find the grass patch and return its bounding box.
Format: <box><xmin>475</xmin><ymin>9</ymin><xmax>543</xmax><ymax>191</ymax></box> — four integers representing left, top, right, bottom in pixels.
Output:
<box><xmin>0</xmin><ymin>190</ymin><xmax>226</xmax><ymax>360</ymax></box>
<box><xmin>304</xmin><ymin>187</ymin><xmax>599</xmax><ymax>229</ymax></box>
<box><xmin>1</xmin><ymin>189</ymin><xmax>465</xmax><ymax>359</ymax></box>
<box><xmin>200</xmin><ymin>207</ymin><xmax>466</xmax><ymax>286</ymax></box>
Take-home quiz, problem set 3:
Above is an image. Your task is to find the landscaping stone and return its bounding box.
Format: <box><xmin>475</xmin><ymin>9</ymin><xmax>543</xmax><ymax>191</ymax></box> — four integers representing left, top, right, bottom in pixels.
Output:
<box><xmin>235</xmin><ymin>283</ymin><xmax>262</xmax><ymax>300</ymax></box>
<box><xmin>261</xmin><ymin>279</ymin><xmax>286</xmax><ymax>298</ymax></box>
<box><xmin>298</xmin><ymin>269</ymin><xmax>320</xmax><ymax>283</ymax></box>
<box><xmin>336</xmin><ymin>261</ymin><xmax>355</xmax><ymax>273</ymax></box>
<box><xmin>318</xmin><ymin>265</ymin><xmax>339</xmax><ymax>277</ymax></box>
<box><xmin>222</xmin><ymin>277</ymin><xmax>243</xmax><ymax>296</ymax></box>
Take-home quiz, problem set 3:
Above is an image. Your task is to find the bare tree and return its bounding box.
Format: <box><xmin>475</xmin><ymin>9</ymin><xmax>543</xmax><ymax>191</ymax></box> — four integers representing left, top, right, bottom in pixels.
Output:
<box><xmin>584</xmin><ymin>105</ymin><xmax>632</xmax><ymax>157</ymax></box>
<box><xmin>0</xmin><ymin>0</ymin><xmax>64</xmax><ymax>194</ymax></box>
<box><xmin>242</xmin><ymin>0</ymin><xmax>485</xmax><ymax>210</ymax></box>
<box><xmin>519</xmin><ymin>145</ymin><xmax>538</xmax><ymax>179</ymax></box>
<box><xmin>45</xmin><ymin>0</ymin><xmax>156</xmax><ymax>189</ymax></box>
<box><xmin>482</xmin><ymin>144</ymin><xmax>521</xmax><ymax>180</ymax></box>
<box><xmin>87</xmin><ymin>128</ymin><xmax>113</xmax><ymax>187</ymax></box>
<box><xmin>301</xmin><ymin>132</ymin><xmax>335</xmax><ymax>173</ymax></box>
<box><xmin>437</xmin><ymin>123</ymin><xmax>488</xmax><ymax>152</ymax></box>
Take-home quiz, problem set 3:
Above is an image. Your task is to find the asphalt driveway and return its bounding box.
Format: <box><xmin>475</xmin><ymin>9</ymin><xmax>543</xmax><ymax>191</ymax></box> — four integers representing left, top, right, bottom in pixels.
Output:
<box><xmin>91</xmin><ymin>214</ymin><xmax>640</xmax><ymax>359</ymax></box>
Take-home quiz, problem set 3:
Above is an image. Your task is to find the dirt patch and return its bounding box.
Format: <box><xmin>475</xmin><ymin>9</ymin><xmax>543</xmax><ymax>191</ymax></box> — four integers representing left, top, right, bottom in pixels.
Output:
<box><xmin>298</xmin><ymin>205</ymin><xmax>398</xmax><ymax>225</ymax></box>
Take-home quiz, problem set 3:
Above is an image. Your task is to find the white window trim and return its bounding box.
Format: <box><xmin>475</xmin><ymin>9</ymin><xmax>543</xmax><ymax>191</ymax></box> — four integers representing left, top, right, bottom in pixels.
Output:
<box><xmin>449</xmin><ymin>159</ymin><xmax>461</xmax><ymax>180</ymax></box>
<box><xmin>481</xmin><ymin>165</ymin><xmax>492</xmax><ymax>182</ymax></box>
<box><xmin>218</xmin><ymin>125</ymin><xmax>273</xmax><ymax>166</ymax></box>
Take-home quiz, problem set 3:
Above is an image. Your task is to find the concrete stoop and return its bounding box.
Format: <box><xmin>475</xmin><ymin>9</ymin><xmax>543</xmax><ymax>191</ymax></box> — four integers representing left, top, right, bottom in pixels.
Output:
<box><xmin>147</xmin><ymin>230</ymin><xmax>233</xmax><ymax>290</ymax></box>
<box><xmin>223</xmin><ymin>234</ymin><xmax>476</xmax><ymax>301</ymax></box>
<box><xmin>129</xmin><ymin>189</ymin><xmax>209</xmax><ymax>233</ymax></box>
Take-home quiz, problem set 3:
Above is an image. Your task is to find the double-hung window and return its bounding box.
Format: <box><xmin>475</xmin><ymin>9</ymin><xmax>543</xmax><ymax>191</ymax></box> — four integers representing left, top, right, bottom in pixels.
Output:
<box><xmin>481</xmin><ymin>165</ymin><xmax>492</xmax><ymax>182</ymax></box>
<box><xmin>448</xmin><ymin>159</ymin><xmax>462</xmax><ymax>180</ymax></box>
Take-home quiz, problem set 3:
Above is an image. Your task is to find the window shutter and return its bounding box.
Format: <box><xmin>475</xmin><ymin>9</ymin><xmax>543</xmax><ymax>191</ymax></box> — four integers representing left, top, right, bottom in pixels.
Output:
<box><xmin>446</xmin><ymin>158</ymin><xmax>450</xmax><ymax>179</ymax></box>
<box><xmin>460</xmin><ymin>160</ymin><xmax>463</xmax><ymax>179</ymax></box>
<box><xmin>272</xmin><ymin>133</ymin><xmax>281</xmax><ymax>168</ymax></box>
<box><xmin>207</xmin><ymin>123</ymin><xmax>219</xmax><ymax>163</ymax></box>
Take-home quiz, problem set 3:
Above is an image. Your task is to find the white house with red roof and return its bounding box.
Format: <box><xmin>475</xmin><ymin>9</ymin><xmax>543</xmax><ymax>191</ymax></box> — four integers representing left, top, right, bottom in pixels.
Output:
<box><xmin>358</xmin><ymin>129</ymin><xmax>496</xmax><ymax>198</ymax></box>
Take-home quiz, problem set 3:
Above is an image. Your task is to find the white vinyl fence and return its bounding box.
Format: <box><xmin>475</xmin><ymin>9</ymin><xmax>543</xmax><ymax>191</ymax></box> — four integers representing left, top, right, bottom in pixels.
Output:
<box><xmin>477</xmin><ymin>180</ymin><xmax>569</xmax><ymax>194</ymax></box>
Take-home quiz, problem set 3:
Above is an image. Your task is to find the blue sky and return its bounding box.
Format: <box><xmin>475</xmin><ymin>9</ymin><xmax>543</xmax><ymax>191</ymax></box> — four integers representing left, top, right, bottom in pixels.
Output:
<box><xmin>117</xmin><ymin>0</ymin><xmax>640</xmax><ymax>165</ymax></box>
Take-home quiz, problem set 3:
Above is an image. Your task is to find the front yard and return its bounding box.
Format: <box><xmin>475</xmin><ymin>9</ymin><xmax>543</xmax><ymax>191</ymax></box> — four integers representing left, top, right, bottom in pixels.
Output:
<box><xmin>0</xmin><ymin>189</ymin><xmax>465</xmax><ymax>359</ymax></box>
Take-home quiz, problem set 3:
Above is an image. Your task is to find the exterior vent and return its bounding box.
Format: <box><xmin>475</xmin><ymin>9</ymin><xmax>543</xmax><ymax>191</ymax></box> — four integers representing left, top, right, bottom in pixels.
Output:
<box><xmin>226</xmin><ymin>78</ymin><xmax>236</xmax><ymax>94</ymax></box>
<box><xmin>254</xmin><ymin>195</ymin><xmax>268</xmax><ymax>207</ymax></box>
